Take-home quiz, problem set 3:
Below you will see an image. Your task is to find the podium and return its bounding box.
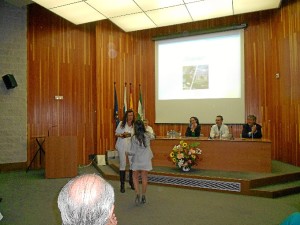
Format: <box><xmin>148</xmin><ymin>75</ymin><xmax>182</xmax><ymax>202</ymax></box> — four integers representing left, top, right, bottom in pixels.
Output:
<box><xmin>45</xmin><ymin>136</ymin><xmax>78</xmax><ymax>179</ymax></box>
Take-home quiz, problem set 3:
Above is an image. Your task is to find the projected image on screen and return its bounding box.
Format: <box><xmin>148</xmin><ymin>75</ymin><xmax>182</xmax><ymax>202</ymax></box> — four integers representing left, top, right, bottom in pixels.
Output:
<box><xmin>155</xmin><ymin>29</ymin><xmax>245</xmax><ymax>123</ymax></box>
<box><xmin>183</xmin><ymin>65</ymin><xmax>209</xmax><ymax>90</ymax></box>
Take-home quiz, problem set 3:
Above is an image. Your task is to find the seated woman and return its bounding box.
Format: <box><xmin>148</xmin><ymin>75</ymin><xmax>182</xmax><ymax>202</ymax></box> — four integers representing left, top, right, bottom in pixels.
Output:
<box><xmin>185</xmin><ymin>117</ymin><xmax>201</xmax><ymax>137</ymax></box>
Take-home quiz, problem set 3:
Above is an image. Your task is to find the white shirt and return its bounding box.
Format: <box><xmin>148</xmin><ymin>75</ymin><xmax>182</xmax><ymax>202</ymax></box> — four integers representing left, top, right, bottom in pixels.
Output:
<box><xmin>210</xmin><ymin>124</ymin><xmax>229</xmax><ymax>139</ymax></box>
<box><xmin>145</xmin><ymin>125</ymin><xmax>154</xmax><ymax>135</ymax></box>
<box><xmin>115</xmin><ymin>121</ymin><xmax>134</xmax><ymax>152</ymax></box>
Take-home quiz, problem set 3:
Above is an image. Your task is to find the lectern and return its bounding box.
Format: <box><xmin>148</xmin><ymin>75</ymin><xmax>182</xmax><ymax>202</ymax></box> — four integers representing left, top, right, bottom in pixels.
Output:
<box><xmin>45</xmin><ymin>136</ymin><xmax>78</xmax><ymax>179</ymax></box>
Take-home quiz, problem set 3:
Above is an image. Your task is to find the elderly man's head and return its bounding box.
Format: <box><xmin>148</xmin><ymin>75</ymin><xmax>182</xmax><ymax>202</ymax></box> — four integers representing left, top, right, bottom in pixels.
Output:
<box><xmin>58</xmin><ymin>174</ymin><xmax>115</xmax><ymax>225</ymax></box>
<box><xmin>247</xmin><ymin>115</ymin><xmax>257</xmax><ymax>126</ymax></box>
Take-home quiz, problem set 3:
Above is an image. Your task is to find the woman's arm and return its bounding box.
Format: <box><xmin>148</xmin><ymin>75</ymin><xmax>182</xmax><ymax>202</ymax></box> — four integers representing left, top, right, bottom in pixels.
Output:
<box><xmin>195</xmin><ymin>125</ymin><xmax>201</xmax><ymax>137</ymax></box>
<box><xmin>185</xmin><ymin>127</ymin><xmax>191</xmax><ymax>137</ymax></box>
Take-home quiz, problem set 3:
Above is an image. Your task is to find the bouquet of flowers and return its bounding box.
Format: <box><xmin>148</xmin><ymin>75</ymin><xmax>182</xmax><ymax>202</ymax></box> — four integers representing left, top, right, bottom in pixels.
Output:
<box><xmin>169</xmin><ymin>140</ymin><xmax>202</xmax><ymax>172</ymax></box>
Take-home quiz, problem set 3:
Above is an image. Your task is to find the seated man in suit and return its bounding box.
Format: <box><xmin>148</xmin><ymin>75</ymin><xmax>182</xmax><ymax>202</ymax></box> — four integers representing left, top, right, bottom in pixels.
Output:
<box><xmin>242</xmin><ymin>115</ymin><xmax>262</xmax><ymax>138</ymax></box>
<box><xmin>58</xmin><ymin>174</ymin><xmax>117</xmax><ymax>225</ymax></box>
<box><xmin>210</xmin><ymin>115</ymin><xmax>229</xmax><ymax>139</ymax></box>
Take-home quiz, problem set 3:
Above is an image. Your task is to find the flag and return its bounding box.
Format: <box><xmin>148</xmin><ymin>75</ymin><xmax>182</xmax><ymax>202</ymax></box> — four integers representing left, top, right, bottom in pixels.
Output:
<box><xmin>123</xmin><ymin>84</ymin><xmax>127</xmax><ymax>115</ymax></box>
<box><xmin>129</xmin><ymin>83</ymin><xmax>133</xmax><ymax>110</ymax></box>
<box><xmin>113</xmin><ymin>84</ymin><xmax>119</xmax><ymax>127</ymax></box>
<box><xmin>137</xmin><ymin>85</ymin><xmax>144</xmax><ymax>120</ymax></box>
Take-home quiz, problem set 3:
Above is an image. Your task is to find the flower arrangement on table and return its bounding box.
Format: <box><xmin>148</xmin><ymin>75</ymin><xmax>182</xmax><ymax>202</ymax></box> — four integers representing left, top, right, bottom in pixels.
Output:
<box><xmin>169</xmin><ymin>140</ymin><xmax>202</xmax><ymax>172</ymax></box>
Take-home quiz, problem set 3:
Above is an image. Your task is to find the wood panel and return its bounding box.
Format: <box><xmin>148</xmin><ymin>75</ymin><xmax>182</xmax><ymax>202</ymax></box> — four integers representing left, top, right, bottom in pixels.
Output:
<box><xmin>151</xmin><ymin>137</ymin><xmax>272</xmax><ymax>173</ymax></box>
<box><xmin>27</xmin><ymin>0</ymin><xmax>300</xmax><ymax>167</ymax></box>
<box><xmin>27</xmin><ymin>4</ymin><xmax>96</xmax><ymax>167</ymax></box>
<box><xmin>45</xmin><ymin>136</ymin><xmax>78</xmax><ymax>178</ymax></box>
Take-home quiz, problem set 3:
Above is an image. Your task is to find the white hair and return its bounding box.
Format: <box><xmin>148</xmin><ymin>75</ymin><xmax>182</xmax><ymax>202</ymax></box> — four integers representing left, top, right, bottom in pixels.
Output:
<box><xmin>58</xmin><ymin>174</ymin><xmax>115</xmax><ymax>225</ymax></box>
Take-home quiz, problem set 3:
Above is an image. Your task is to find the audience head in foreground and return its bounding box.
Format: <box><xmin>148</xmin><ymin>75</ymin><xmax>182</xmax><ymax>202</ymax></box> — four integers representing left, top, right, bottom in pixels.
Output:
<box><xmin>280</xmin><ymin>212</ymin><xmax>300</xmax><ymax>225</ymax></box>
<box><xmin>58</xmin><ymin>174</ymin><xmax>117</xmax><ymax>225</ymax></box>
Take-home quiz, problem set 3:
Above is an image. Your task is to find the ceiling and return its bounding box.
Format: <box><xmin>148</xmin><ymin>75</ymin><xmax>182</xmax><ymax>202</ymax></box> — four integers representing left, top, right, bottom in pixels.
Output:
<box><xmin>6</xmin><ymin>0</ymin><xmax>282</xmax><ymax>32</ymax></box>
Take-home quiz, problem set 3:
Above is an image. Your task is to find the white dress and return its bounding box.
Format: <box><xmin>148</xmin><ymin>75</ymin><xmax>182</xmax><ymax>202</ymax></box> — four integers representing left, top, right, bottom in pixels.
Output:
<box><xmin>115</xmin><ymin>121</ymin><xmax>134</xmax><ymax>170</ymax></box>
<box><xmin>129</xmin><ymin>133</ymin><xmax>154</xmax><ymax>171</ymax></box>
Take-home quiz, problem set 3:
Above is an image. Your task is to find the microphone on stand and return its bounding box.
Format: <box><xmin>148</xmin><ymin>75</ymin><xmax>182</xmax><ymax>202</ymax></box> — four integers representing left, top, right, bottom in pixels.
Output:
<box><xmin>48</xmin><ymin>125</ymin><xmax>57</xmax><ymax>137</ymax></box>
<box><xmin>231</xmin><ymin>126</ymin><xmax>235</xmax><ymax>140</ymax></box>
<box><xmin>251</xmin><ymin>125</ymin><xmax>255</xmax><ymax>140</ymax></box>
<box><xmin>208</xmin><ymin>125</ymin><xmax>213</xmax><ymax>139</ymax></box>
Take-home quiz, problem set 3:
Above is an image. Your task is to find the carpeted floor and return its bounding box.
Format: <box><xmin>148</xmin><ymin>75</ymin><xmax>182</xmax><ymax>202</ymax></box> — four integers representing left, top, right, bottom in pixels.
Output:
<box><xmin>0</xmin><ymin>165</ymin><xmax>299</xmax><ymax>225</ymax></box>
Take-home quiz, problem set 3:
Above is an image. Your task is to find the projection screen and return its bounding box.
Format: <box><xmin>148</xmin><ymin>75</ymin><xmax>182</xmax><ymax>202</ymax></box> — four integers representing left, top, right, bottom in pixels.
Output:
<box><xmin>155</xmin><ymin>29</ymin><xmax>245</xmax><ymax>124</ymax></box>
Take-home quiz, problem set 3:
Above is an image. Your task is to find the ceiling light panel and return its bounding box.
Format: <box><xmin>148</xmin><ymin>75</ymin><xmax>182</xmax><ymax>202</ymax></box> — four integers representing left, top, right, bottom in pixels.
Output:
<box><xmin>50</xmin><ymin>2</ymin><xmax>106</xmax><ymax>25</ymax></box>
<box><xmin>32</xmin><ymin>0</ymin><xmax>282</xmax><ymax>32</ymax></box>
<box><xmin>146</xmin><ymin>5</ymin><xmax>192</xmax><ymax>27</ymax></box>
<box><xmin>110</xmin><ymin>13</ymin><xmax>157</xmax><ymax>32</ymax></box>
<box><xmin>183</xmin><ymin>0</ymin><xmax>202</xmax><ymax>3</ymax></box>
<box><xmin>86</xmin><ymin>0</ymin><xmax>142</xmax><ymax>18</ymax></box>
<box><xmin>233</xmin><ymin>0</ymin><xmax>281</xmax><ymax>15</ymax></box>
<box><xmin>186</xmin><ymin>0</ymin><xmax>233</xmax><ymax>21</ymax></box>
<box><xmin>32</xmin><ymin>0</ymin><xmax>80</xmax><ymax>9</ymax></box>
<box><xmin>134</xmin><ymin>0</ymin><xmax>185</xmax><ymax>11</ymax></box>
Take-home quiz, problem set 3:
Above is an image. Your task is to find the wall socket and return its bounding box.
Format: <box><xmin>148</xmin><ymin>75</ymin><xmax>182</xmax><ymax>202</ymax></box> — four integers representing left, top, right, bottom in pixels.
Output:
<box><xmin>54</xmin><ymin>95</ymin><xmax>64</xmax><ymax>100</ymax></box>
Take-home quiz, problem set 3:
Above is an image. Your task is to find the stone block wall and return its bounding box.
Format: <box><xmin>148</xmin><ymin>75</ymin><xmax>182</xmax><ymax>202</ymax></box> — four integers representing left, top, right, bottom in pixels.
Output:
<box><xmin>0</xmin><ymin>1</ymin><xmax>27</xmax><ymax>163</ymax></box>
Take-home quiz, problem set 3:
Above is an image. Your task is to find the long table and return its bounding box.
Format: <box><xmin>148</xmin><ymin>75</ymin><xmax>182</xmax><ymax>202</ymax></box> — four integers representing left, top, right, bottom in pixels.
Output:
<box><xmin>151</xmin><ymin>137</ymin><xmax>272</xmax><ymax>173</ymax></box>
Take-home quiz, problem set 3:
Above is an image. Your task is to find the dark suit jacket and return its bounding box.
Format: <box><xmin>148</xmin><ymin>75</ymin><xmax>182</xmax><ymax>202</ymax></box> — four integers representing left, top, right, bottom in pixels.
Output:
<box><xmin>185</xmin><ymin>125</ymin><xmax>201</xmax><ymax>137</ymax></box>
<box><xmin>242</xmin><ymin>123</ymin><xmax>262</xmax><ymax>138</ymax></box>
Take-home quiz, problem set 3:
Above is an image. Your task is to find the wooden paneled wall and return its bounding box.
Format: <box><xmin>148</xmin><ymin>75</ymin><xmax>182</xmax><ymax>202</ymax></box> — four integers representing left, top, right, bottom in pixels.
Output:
<box><xmin>28</xmin><ymin>0</ymin><xmax>300</xmax><ymax>167</ymax></box>
<box><xmin>27</xmin><ymin>5</ymin><xmax>97</xmax><ymax>167</ymax></box>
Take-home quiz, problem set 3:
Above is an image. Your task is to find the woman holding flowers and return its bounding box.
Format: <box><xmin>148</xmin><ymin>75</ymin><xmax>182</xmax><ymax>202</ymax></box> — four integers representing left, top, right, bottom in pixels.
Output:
<box><xmin>128</xmin><ymin>120</ymin><xmax>154</xmax><ymax>205</ymax></box>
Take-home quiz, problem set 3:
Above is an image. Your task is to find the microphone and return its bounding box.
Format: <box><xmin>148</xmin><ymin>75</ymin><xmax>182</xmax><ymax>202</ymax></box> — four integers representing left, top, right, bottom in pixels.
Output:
<box><xmin>48</xmin><ymin>125</ymin><xmax>57</xmax><ymax>136</ymax></box>
<box><xmin>230</xmin><ymin>126</ymin><xmax>235</xmax><ymax>140</ymax></box>
<box><xmin>208</xmin><ymin>125</ymin><xmax>213</xmax><ymax>139</ymax></box>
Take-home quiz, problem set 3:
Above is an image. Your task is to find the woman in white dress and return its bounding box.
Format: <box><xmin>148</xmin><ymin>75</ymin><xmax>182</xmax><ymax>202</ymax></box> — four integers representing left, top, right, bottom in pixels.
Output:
<box><xmin>128</xmin><ymin>120</ymin><xmax>154</xmax><ymax>205</ymax></box>
<box><xmin>115</xmin><ymin>109</ymin><xmax>135</xmax><ymax>193</ymax></box>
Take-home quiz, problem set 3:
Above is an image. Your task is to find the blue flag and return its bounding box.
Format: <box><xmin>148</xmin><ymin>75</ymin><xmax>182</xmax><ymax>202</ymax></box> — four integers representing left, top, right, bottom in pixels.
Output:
<box><xmin>114</xmin><ymin>85</ymin><xmax>119</xmax><ymax>127</ymax></box>
<box><xmin>123</xmin><ymin>84</ymin><xmax>127</xmax><ymax>115</ymax></box>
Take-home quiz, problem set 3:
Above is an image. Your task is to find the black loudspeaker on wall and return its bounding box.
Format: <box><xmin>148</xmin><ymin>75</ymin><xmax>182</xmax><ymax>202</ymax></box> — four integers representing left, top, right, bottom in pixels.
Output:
<box><xmin>2</xmin><ymin>74</ymin><xmax>18</xmax><ymax>89</ymax></box>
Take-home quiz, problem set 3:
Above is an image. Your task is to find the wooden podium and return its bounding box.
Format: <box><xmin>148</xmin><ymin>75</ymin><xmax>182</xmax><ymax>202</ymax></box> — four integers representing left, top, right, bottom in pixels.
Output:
<box><xmin>45</xmin><ymin>136</ymin><xmax>78</xmax><ymax>179</ymax></box>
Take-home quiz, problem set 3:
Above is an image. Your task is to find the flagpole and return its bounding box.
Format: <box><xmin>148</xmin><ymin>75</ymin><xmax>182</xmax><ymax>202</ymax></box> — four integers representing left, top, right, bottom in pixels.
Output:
<box><xmin>123</xmin><ymin>82</ymin><xmax>127</xmax><ymax>116</ymax></box>
<box><xmin>141</xmin><ymin>84</ymin><xmax>144</xmax><ymax>119</ymax></box>
<box><xmin>138</xmin><ymin>84</ymin><xmax>144</xmax><ymax>120</ymax></box>
<box><xmin>129</xmin><ymin>83</ymin><xmax>133</xmax><ymax>110</ymax></box>
<box><xmin>113</xmin><ymin>82</ymin><xmax>119</xmax><ymax>128</ymax></box>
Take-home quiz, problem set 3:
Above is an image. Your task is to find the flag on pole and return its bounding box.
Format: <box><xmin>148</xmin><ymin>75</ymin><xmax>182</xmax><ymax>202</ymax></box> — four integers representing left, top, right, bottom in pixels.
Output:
<box><xmin>123</xmin><ymin>83</ymin><xmax>127</xmax><ymax>115</ymax></box>
<box><xmin>113</xmin><ymin>83</ymin><xmax>119</xmax><ymax>127</ymax></box>
<box><xmin>137</xmin><ymin>85</ymin><xmax>144</xmax><ymax>120</ymax></box>
<box><xmin>129</xmin><ymin>83</ymin><xmax>133</xmax><ymax>110</ymax></box>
